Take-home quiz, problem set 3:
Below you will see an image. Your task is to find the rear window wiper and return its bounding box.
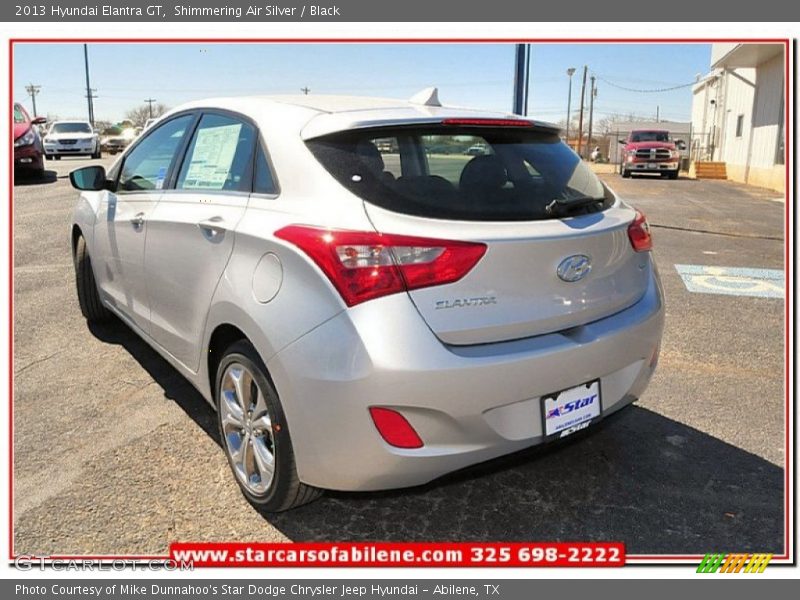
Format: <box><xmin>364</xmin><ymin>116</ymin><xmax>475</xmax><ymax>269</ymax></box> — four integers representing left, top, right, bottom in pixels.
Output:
<box><xmin>545</xmin><ymin>195</ymin><xmax>604</xmax><ymax>216</ymax></box>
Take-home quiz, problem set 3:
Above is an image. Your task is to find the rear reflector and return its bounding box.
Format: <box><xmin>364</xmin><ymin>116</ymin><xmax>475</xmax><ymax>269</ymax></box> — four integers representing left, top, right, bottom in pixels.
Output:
<box><xmin>369</xmin><ymin>407</ymin><xmax>424</xmax><ymax>449</ymax></box>
<box><xmin>627</xmin><ymin>210</ymin><xmax>653</xmax><ymax>252</ymax></box>
<box><xmin>275</xmin><ymin>225</ymin><xmax>487</xmax><ymax>306</ymax></box>
<box><xmin>441</xmin><ymin>118</ymin><xmax>533</xmax><ymax>128</ymax></box>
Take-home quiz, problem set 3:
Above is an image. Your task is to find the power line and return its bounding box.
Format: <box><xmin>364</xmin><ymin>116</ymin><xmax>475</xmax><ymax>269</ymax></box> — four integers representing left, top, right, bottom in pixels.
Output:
<box><xmin>591</xmin><ymin>72</ymin><xmax>696</xmax><ymax>93</ymax></box>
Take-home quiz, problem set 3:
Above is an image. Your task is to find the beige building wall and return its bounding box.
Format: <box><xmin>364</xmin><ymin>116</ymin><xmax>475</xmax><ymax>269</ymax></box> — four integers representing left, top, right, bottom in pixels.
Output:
<box><xmin>691</xmin><ymin>45</ymin><xmax>785</xmax><ymax>193</ymax></box>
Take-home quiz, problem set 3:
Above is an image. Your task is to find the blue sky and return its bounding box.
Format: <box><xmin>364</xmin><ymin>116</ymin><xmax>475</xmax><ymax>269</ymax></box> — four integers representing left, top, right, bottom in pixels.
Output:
<box><xmin>12</xmin><ymin>42</ymin><xmax>711</xmax><ymax>124</ymax></box>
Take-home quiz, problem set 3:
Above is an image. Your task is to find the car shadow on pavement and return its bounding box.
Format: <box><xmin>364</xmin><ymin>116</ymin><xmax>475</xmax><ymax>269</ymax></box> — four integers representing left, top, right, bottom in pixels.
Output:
<box><xmin>89</xmin><ymin>318</ymin><xmax>784</xmax><ymax>555</ymax></box>
<box><xmin>87</xmin><ymin>318</ymin><xmax>220</xmax><ymax>443</ymax></box>
<box><xmin>267</xmin><ymin>407</ymin><xmax>783</xmax><ymax>554</ymax></box>
<box><xmin>13</xmin><ymin>170</ymin><xmax>58</xmax><ymax>186</ymax></box>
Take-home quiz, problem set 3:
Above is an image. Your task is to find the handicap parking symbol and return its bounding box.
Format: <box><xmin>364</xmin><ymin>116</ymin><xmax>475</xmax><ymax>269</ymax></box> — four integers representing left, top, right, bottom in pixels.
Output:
<box><xmin>674</xmin><ymin>265</ymin><xmax>784</xmax><ymax>299</ymax></box>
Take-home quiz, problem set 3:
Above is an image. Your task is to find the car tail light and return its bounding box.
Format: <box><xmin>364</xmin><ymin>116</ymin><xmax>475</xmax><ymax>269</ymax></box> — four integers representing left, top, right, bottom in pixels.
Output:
<box><xmin>275</xmin><ymin>225</ymin><xmax>487</xmax><ymax>306</ymax></box>
<box><xmin>442</xmin><ymin>118</ymin><xmax>533</xmax><ymax>128</ymax></box>
<box><xmin>627</xmin><ymin>210</ymin><xmax>653</xmax><ymax>252</ymax></box>
<box><xmin>368</xmin><ymin>407</ymin><xmax>423</xmax><ymax>449</ymax></box>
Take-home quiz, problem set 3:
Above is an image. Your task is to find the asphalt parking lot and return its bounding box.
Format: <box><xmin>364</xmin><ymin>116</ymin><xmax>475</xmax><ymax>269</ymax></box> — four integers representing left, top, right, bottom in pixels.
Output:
<box><xmin>12</xmin><ymin>159</ymin><xmax>785</xmax><ymax>556</ymax></box>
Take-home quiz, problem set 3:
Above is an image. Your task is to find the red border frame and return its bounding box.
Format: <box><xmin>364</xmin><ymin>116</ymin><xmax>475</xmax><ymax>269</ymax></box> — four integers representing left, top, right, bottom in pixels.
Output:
<box><xmin>8</xmin><ymin>37</ymin><xmax>792</xmax><ymax>566</ymax></box>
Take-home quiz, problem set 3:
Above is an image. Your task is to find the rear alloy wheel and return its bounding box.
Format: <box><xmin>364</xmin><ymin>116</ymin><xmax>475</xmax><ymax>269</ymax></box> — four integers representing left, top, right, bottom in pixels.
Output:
<box><xmin>74</xmin><ymin>235</ymin><xmax>111</xmax><ymax>322</ymax></box>
<box><xmin>216</xmin><ymin>341</ymin><xmax>322</xmax><ymax>512</ymax></box>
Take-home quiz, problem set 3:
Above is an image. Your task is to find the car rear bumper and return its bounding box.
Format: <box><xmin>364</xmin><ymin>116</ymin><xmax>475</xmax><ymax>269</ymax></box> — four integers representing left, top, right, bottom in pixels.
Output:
<box><xmin>266</xmin><ymin>261</ymin><xmax>665</xmax><ymax>492</ymax></box>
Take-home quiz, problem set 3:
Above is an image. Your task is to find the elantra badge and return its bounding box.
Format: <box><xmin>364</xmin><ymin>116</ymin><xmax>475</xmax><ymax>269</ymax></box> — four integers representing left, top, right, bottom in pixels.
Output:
<box><xmin>557</xmin><ymin>255</ymin><xmax>592</xmax><ymax>282</ymax></box>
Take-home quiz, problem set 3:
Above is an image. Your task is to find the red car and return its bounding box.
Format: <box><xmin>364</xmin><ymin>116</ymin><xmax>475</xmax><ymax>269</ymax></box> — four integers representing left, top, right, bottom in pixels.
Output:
<box><xmin>13</xmin><ymin>102</ymin><xmax>46</xmax><ymax>177</ymax></box>
<box><xmin>619</xmin><ymin>129</ymin><xmax>681</xmax><ymax>180</ymax></box>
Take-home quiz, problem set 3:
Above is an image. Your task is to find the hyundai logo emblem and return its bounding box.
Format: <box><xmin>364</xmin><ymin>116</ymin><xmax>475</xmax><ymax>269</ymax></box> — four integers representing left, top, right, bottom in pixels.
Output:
<box><xmin>557</xmin><ymin>255</ymin><xmax>592</xmax><ymax>282</ymax></box>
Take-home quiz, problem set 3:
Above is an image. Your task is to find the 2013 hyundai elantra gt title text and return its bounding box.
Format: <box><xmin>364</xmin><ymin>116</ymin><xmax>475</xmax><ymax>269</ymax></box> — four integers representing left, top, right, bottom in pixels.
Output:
<box><xmin>69</xmin><ymin>91</ymin><xmax>665</xmax><ymax>511</ymax></box>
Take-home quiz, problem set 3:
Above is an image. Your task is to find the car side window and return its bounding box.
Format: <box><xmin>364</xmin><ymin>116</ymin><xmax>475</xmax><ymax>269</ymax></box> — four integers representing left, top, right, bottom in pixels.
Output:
<box><xmin>176</xmin><ymin>113</ymin><xmax>256</xmax><ymax>192</ymax></box>
<box><xmin>118</xmin><ymin>115</ymin><xmax>193</xmax><ymax>192</ymax></box>
<box><xmin>253</xmin><ymin>142</ymin><xmax>277</xmax><ymax>194</ymax></box>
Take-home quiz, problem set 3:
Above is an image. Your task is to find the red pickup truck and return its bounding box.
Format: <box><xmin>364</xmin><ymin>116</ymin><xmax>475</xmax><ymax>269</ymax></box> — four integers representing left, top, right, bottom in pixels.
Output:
<box><xmin>619</xmin><ymin>129</ymin><xmax>681</xmax><ymax>179</ymax></box>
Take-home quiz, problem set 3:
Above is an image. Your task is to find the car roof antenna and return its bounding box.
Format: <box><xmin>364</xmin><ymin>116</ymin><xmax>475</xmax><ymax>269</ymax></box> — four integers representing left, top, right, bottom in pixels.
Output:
<box><xmin>409</xmin><ymin>87</ymin><xmax>441</xmax><ymax>107</ymax></box>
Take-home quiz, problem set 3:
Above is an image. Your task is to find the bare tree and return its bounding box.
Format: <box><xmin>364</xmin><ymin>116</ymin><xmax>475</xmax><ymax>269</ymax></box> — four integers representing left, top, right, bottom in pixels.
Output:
<box><xmin>596</xmin><ymin>112</ymin><xmax>644</xmax><ymax>135</ymax></box>
<box><xmin>93</xmin><ymin>119</ymin><xmax>112</xmax><ymax>132</ymax></box>
<box><xmin>124</xmin><ymin>102</ymin><xmax>169</xmax><ymax>127</ymax></box>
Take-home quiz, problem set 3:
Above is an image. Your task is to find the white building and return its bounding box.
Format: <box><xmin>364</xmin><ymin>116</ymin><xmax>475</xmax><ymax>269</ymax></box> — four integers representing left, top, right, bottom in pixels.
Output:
<box><xmin>690</xmin><ymin>43</ymin><xmax>785</xmax><ymax>192</ymax></box>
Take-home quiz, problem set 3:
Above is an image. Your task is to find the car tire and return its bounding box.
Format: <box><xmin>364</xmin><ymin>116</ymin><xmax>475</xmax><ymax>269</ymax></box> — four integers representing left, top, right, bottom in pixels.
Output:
<box><xmin>216</xmin><ymin>340</ymin><xmax>322</xmax><ymax>512</ymax></box>
<box><xmin>74</xmin><ymin>235</ymin><xmax>112</xmax><ymax>323</ymax></box>
<box><xmin>53</xmin><ymin>156</ymin><xmax>61</xmax><ymax>161</ymax></box>
<box><xmin>621</xmin><ymin>168</ymin><xmax>631</xmax><ymax>178</ymax></box>
<box><xmin>668</xmin><ymin>170</ymin><xmax>679</xmax><ymax>180</ymax></box>
<box><xmin>92</xmin><ymin>144</ymin><xmax>102</xmax><ymax>159</ymax></box>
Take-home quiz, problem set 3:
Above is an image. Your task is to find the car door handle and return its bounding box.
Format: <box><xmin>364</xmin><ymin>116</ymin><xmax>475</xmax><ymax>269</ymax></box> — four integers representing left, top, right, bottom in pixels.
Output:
<box><xmin>197</xmin><ymin>216</ymin><xmax>226</xmax><ymax>237</ymax></box>
<box><xmin>130</xmin><ymin>213</ymin><xmax>145</xmax><ymax>228</ymax></box>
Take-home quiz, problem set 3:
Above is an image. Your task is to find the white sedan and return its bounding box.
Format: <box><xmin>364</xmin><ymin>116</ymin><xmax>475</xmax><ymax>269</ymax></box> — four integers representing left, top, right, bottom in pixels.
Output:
<box><xmin>44</xmin><ymin>120</ymin><xmax>101</xmax><ymax>160</ymax></box>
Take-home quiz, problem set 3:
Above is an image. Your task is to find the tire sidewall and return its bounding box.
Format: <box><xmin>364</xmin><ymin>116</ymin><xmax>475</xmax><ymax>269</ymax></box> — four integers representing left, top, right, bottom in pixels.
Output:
<box><xmin>215</xmin><ymin>342</ymin><xmax>294</xmax><ymax>509</ymax></box>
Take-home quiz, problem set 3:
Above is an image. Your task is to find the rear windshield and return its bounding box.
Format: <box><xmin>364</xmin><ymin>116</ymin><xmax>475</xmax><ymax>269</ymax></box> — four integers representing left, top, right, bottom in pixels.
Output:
<box><xmin>306</xmin><ymin>126</ymin><xmax>610</xmax><ymax>221</ymax></box>
<box><xmin>51</xmin><ymin>122</ymin><xmax>92</xmax><ymax>134</ymax></box>
<box><xmin>630</xmin><ymin>131</ymin><xmax>670</xmax><ymax>142</ymax></box>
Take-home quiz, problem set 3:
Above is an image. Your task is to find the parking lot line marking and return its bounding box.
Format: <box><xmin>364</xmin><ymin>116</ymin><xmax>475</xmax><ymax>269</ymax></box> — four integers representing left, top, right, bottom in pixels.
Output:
<box><xmin>674</xmin><ymin>264</ymin><xmax>784</xmax><ymax>299</ymax></box>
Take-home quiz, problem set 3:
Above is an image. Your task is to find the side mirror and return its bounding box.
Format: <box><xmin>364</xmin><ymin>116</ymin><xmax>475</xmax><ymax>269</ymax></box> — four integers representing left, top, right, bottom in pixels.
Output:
<box><xmin>617</xmin><ymin>139</ymin><xmax>626</xmax><ymax>145</ymax></box>
<box><xmin>70</xmin><ymin>166</ymin><xmax>108</xmax><ymax>191</ymax></box>
<box><xmin>31</xmin><ymin>116</ymin><xmax>47</xmax><ymax>125</ymax></box>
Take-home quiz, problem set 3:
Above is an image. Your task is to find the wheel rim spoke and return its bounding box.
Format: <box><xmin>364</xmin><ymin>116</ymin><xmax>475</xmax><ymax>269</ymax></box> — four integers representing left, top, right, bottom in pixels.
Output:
<box><xmin>251</xmin><ymin>436</ymin><xmax>275</xmax><ymax>484</ymax></box>
<box><xmin>228</xmin><ymin>431</ymin><xmax>248</xmax><ymax>469</ymax></box>
<box><xmin>251</xmin><ymin>388</ymin><xmax>271</xmax><ymax>430</ymax></box>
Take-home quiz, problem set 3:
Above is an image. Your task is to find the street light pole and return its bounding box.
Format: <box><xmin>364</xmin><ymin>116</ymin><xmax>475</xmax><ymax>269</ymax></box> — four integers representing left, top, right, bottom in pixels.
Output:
<box><xmin>565</xmin><ymin>67</ymin><xmax>576</xmax><ymax>146</ymax></box>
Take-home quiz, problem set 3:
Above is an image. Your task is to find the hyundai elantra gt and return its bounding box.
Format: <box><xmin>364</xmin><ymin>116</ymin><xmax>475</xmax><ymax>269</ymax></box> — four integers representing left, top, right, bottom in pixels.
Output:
<box><xmin>69</xmin><ymin>92</ymin><xmax>664</xmax><ymax>511</ymax></box>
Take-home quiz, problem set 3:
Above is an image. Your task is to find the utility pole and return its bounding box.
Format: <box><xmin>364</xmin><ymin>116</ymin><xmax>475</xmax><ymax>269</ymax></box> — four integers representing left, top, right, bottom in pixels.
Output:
<box><xmin>300</xmin><ymin>86</ymin><xmax>310</xmax><ymax>95</ymax></box>
<box><xmin>85</xmin><ymin>89</ymin><xmax>98</xmax><ymax>125</ymax></box>
<box><xmin>83</xmin><ymin>44</ymin><xmax>95</xmax><ymax>126</ymax></box>
<box><xmin>656</xmin><ymin>105</ymin><xmax>660</xmax><ymax>122</ymax></box>
<box><xmin>565</xmin><ymin>68</ymin><xmax>576</xmax><ymax>146</ymax></box>
<box><xmin>25</xmin><ymin>83</ymin><xmax>41</xmax><ymax>117</ymax></box>
<box><xmin>587</xmin><ymin>76</ymin><xmax>596</xmax><ymax>158</ymax></box>
<box><xmin>576</xmin><ymin>65</ymin><xmax>588</xmax><ymax>158</ymax></box>
<box><xmin>512</xmin><ymin>43</ymin><xmax>530</xmax><ymax>115</ymax></box>
<box><xmin>144</xmin><ymin>97</ymin><xmax>157</xmax><ymax>118</ymax></box>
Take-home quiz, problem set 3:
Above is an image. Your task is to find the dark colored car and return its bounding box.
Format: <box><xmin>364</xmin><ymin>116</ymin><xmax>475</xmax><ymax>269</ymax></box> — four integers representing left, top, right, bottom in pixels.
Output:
<box><xmin>13</xmin><ymin>103</ymin><xmax>46</xmax><ymax>177</ymax></box>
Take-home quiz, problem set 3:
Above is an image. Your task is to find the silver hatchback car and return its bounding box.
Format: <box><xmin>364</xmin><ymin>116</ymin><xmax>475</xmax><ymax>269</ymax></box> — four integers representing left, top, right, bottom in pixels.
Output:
<box><xmin>69</xmin><ymin>92</ymin><xmax>665</xmax><ymax>511</ymax></box>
